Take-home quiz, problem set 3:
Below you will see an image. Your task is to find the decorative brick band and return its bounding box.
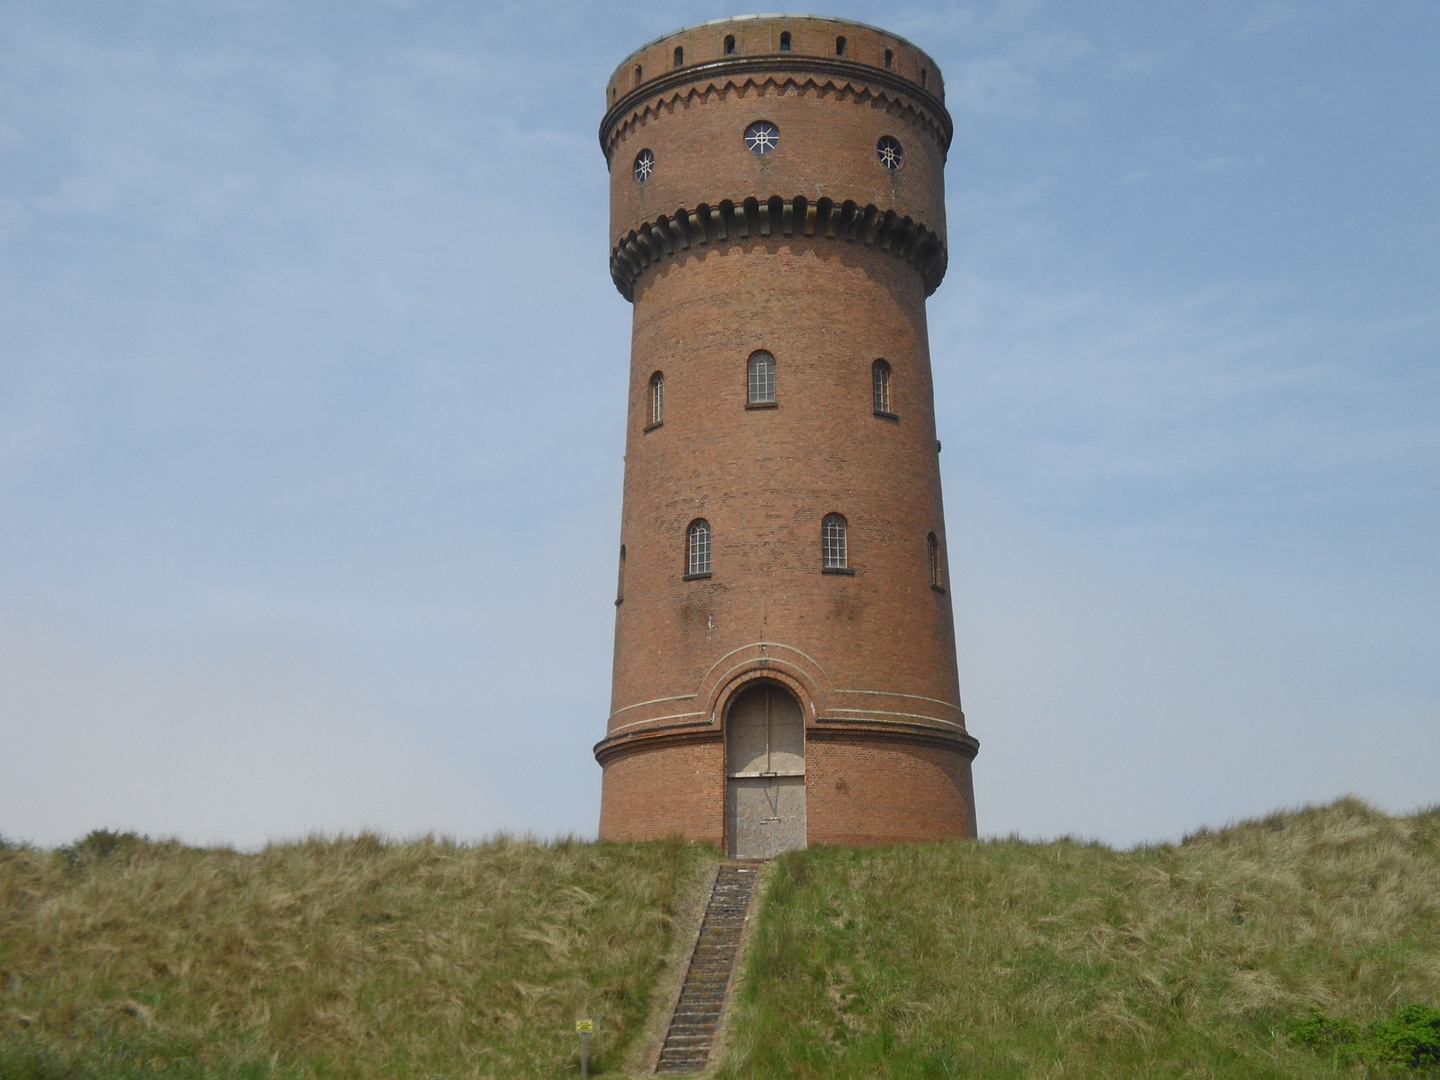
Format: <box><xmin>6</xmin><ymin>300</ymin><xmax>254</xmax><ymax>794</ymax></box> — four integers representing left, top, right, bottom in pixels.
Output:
<box><xmin>594</xmin><ymin>719</ymin><xmax>721</xmax><ymax>768</ymax></box>
<box><xmin>594</xmin><ymin>711</ymin><xmax>977</xmax><ymax>767</ymax></box>
<box><xmin>610</xmin><ymin>194</ymin><xmax>948</xmax><ymax>301</ymax></box>
<box><xmin>600</xmin><ymin>57</ymin><xmax>953</xmax><ymax>158</ymax></box>
<box><xmin>809</xmin><ymin>717</ymin><xmax>980</xmax><ymax>760</ymax></box>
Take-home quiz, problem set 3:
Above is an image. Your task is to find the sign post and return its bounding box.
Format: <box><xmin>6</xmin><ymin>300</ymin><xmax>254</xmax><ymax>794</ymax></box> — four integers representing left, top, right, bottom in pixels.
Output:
<box><xmin>576</xmin><ymin>1019</ymin><xmax>593</xmax><ymax>1077</ymax></box>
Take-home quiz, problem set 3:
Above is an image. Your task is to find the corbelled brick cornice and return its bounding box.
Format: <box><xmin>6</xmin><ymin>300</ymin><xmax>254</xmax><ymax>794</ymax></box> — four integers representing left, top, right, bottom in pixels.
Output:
<box><xmin>600</xmin><ymin>56</ymin><xmax>953</xmax><ymax>159</ymax></box>
<box><xmin>610</xmin><ymin>194</ymin><xmax>948</xmax><ymax>301</ymax></box>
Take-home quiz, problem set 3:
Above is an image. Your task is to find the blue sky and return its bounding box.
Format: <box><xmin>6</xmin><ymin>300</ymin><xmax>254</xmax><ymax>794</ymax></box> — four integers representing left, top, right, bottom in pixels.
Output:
<box><xmin>1</xmin><ymin>1</ymin><xmax>1436</xmax><ymax>848</ymax></box>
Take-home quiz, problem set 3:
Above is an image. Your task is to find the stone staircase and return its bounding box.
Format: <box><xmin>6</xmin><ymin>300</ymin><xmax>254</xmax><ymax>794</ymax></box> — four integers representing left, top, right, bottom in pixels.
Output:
<box><xmin>654</xmin><ymin>862</ymin><xmax>761</xmax><ymax>1074</ymax></box>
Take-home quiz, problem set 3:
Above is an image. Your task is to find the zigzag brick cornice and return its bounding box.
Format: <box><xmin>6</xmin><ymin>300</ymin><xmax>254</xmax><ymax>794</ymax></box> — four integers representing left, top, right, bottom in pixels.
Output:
<box><xmin>600</xmin><ymin>56</ymin><xmax>953</xmax><ymax>161</ymax></box>
<box><xmin>610</xmin><ymin>194</ymin><xmax>948</xmax><ymax>301</ymax></box>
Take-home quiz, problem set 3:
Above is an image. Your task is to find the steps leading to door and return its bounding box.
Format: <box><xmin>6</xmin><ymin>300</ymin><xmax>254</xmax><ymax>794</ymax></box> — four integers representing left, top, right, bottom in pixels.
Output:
<box><xmin>654</xmin><ymin>862</ymin><xmax>761</xmax><ymax>1075</ymax></box>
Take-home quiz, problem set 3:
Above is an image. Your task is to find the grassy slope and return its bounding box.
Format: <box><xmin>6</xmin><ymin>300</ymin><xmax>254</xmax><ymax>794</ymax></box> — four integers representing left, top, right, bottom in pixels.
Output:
<box><xmin>0</xmin><ymin>833</ymin><xmax>710</xmax><ymax>1079</ymax></box>
<box><xmin>3</xmin><ymin>800</ymin><xmax>1436</xmax><ymax>1080</ymax></box>
<box><xmin>718</xmin><ymin>799</ymin><xmax>1440</xmax><ymax>1079</ymax></box>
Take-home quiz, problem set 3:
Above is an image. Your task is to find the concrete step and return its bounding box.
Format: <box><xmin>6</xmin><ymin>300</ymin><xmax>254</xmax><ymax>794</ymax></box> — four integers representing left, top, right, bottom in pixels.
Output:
<box><xmin>653</xmin><ymin>861</ymin><xmax>762</xmax><ymax>1074</ymax></box>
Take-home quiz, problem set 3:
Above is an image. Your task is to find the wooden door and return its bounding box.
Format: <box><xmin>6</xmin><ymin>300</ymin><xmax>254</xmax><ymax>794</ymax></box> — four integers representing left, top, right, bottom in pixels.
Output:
<box><xmin>725</xmin><ymin>682</ymin><xmax>806</xmax><ymax>858</ymax></box>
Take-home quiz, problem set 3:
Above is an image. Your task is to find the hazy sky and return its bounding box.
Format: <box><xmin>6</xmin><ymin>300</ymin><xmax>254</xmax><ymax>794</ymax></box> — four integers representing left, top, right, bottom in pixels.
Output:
<box><xmin>2</xmin><ymin>1</ymin><xmax>1436</xmax><ymax>849</ymax></box>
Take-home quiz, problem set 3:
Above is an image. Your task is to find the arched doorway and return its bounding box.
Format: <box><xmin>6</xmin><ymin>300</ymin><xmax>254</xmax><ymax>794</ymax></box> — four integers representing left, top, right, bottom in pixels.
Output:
<box><xmin>724</xmin><ymin>681</ymin><xmax>806</xmax><ymax>858</ymax></box>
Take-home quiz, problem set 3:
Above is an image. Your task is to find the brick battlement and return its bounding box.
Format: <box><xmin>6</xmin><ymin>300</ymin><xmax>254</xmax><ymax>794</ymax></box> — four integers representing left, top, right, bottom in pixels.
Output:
<box><xmin>603</xmin><ymin>14</ymin><xmax>947</xmax><ymax>119</ymax></box>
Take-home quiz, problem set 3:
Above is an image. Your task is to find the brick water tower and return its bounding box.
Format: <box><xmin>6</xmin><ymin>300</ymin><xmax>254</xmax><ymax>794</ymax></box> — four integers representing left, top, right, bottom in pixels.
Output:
<box><xmin>595</xmin><ymin>15</ymin><xmax>978</xmax><ymax>856</ymax></box>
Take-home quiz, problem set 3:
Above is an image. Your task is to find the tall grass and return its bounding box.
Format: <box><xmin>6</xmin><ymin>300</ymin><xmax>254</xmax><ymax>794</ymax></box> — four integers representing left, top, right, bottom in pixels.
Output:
<box><xmin>0</xmin><ymin>830</ymin><xmax>710</xmax><ymax>1079</ymax></box>
<box><xmin>6</xmin><ymin>800</ymin><xmax>1436</xmax><ymax>1078</ymax></box>
<box><xmin>717</xmin><ymin>799</ymin><xmax>1440</xmax><ymax>1079</ymax></box>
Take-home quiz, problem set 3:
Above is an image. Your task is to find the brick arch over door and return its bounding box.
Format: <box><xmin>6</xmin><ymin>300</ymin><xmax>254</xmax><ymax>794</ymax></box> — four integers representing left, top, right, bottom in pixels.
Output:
<box><xmin>700</xmin><ymin>642</ymin><xmax>832</xmax><ymax>724</ymax></box>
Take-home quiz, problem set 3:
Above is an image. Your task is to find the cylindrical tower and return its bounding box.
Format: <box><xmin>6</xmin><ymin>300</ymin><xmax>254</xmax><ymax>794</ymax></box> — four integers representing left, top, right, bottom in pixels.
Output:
<box><xmin>596</xmin><ymin>15</ymin><xmax>978</xmax><ymax>854</ymax></box>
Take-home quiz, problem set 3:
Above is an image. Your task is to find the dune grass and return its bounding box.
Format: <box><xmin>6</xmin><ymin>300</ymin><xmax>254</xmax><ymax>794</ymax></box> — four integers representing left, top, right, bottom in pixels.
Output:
<box><xmin>4</xmin><ymin>800</ymin><xmax>1437</xmax><ymax>1079</ymax></box>
<box><xmin>0</xmin><ymin>830</ymin><xmax>710</xmax><ymax>1079</ymax></box>
<box><xmin>716</xmin><ymin>798</ymin><xmax>1440</xmax><ymax>1079</ymax></box>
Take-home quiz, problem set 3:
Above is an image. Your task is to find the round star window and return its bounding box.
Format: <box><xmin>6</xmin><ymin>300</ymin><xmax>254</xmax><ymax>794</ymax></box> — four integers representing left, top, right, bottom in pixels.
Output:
<box><xmin>877</xmin><ymin>136</ymin><xmax>903</xmax><ymax>170</ymax></box>
<box><xmin>744</xmin><ymin>121</ymin><xmax>779</xmax><ymax>155</ymax></box>
<box><xmin>633</xmin><ymin>148</ymin><xmax>655</xmax><ymax>183</ymax></box>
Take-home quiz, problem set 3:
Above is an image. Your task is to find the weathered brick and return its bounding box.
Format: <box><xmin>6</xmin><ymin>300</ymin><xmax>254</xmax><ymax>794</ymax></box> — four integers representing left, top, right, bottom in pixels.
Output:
<box><xmin>596</xmin><ymin>16</ymin><xmax>978</xmax><ymax>847</ymax></box>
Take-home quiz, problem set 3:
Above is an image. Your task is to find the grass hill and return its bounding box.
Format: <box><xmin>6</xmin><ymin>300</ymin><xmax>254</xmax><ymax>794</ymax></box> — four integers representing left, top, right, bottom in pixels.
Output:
<box><xmin>718</xmin><ymin>799</ymin><xmax>1440</xmax><ymax>1079</ymax></box>
<box><xmin>0</xmin><ymin>832</ymin><xmax>708</xmax><ymax>1078</ymax></box>
<box><xmin>3</xmin><ymin>799</ymin><xmax>1438</xmax><ymax>1078</ymax></box>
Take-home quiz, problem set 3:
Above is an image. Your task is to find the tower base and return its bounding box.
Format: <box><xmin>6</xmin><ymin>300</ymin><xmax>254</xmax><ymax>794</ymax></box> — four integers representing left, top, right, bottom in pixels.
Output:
<box><xmin>596</xmin><ymin>721</ymin><xmax>978</xmax><ymax>847</ymax></box>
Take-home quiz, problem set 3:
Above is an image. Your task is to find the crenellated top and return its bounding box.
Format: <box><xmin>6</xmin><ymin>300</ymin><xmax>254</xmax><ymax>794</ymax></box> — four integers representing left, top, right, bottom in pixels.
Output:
<box><xmin>601</xmin><ymin>14</ymin><xmax>951</xmax><ymax>159</ymax></box>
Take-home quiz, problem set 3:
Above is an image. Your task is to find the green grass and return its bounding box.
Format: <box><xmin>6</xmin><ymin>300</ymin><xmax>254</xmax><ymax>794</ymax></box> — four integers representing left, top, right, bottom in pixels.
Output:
<box><xmin>716</xmin><ymin>798</ymin><xmax>1440</xmax><ymax>1079</ymax></box>
<box><xmin>4</xmin><ymin>799</ymin><xmax>1437</xmax><ymax>1079</ymax></box>
<box><xmin>0</xmin><ymin>830</ymin><xmax>710</xmax><ymax>1079</ymax></box>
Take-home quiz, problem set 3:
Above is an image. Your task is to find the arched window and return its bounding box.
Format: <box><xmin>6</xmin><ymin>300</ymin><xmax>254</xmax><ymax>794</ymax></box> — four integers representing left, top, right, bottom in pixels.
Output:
<box><xmin>779</xmin><ymin>31</ymin><xmax>791</xmax><ymax>52</ymax></box>
<box><xmin>884</xmin><ymin>48</ymin><xmax>893</xmax><ymax>69</ymax></box>
<box><xmin>872</xmin><ymin>359</ymin><xmax>893</xmax><ymax>415</ymax></box>
<box><xmin>724</xmin><ymin>34</ymin><xmax>736</xmax><ymax>55</ymax></box>
<box><xmin>616</xmin><ymin>544</ymin><xmax>626</xmax><ymax>605</ymax></box>
<box><xmin>747</xmin><ymin>351</ymin><xmax>776</xmax><ymax>405</ymax></box>
<box><xmin>633</xmin><ymin>64</ymin><xmax>643</xmax><ymax>86</ymax></box>
<box><xmin>649</xmin><ymin>371</ymin><xmax>664</xmax><ymax>427</ymax></box>
<box><xmin>835</xmin><ymin>35</ymin><xmax>846</xmax><ymax>56</ymax></box>
<box><xmin>928</xmin><ymin>532</ymin><xmax>943</xmax><ymax>589</ymax></box>
<box><xmin>920</xmin><ymin>68</ymin><xmax>928</xmax><ymax>88</ymax></box>
<box><xmin>674</xmin><ymin>45</ymin><xmax>684</xmax><ymax>67</ymax></box>
<box><xmin>687</xmin><ymin>519</ymin><xmax>712</xmax><ymax>577</ymax></box>
<box><xmin>822</xmin><ymin>514</ymin><xmax>848</xmax><ymax>570</ymax></box>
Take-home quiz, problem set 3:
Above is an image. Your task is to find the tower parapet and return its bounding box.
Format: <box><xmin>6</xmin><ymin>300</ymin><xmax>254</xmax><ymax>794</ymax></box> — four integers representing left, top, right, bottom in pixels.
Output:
<box><xmin>601</xmin><ymin>16</ymin><xmax>951</xmax><ymax>300</ymax></box>
<box><xmin>597</xmin><ymin>15</ymin><xmax>977</xmax><ymax>854</ymax></box>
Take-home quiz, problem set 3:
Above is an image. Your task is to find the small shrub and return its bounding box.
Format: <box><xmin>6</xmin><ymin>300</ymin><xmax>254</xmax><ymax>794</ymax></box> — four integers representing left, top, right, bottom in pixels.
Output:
<box><xmin>56</xmin><ymin>829</ymin><xmax>149</xmax><ymax>872</ymax></box>
<box><xmin>1289</xmin><ymin>1004</ymin><xmax>1440</xmax><ymax>1072</ymax></box>
<box><xmin>1370</xmin><ymin>1003</ymin><xmax>1440</xmax><ymax>1070</ymax></box>
<box><xmin>1289</xmin><ymin>1010</ymin><xmax>1363</xmax><ymax>1051</ymax></box>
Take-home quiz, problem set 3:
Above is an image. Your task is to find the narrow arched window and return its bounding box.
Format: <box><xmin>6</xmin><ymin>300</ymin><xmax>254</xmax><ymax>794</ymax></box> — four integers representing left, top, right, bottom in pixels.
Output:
<box><xmin>835</xmin><ymin>35</ymin><xmax>846</xmax><ymax>56</ymax></box>
<box><xmin>674</xmin><ymin>45</ymin><xmax>684</xmax><ymax>67</ymax></box>
<box><xmin>687</xmin><ymin>519</ymin><xmax>712</xmax><ymax>577</ymax></box>
<box><xmin>616</xmin><ymin>544</ymin><xmax>626</xmax><ymax>605</ymax></box>
<box><xmin>920</xmin><ymin>68</ymin><xmax>928</xmax><ymax>88</ymax></box>
<box><xmin>872</xmin><ymin>359</ymin><xmax>893</xmax><ymax>415</ymax></box>
<box><xmin>634</xmin><ymin>64</ymin><xmax>643</xmax><ymax>86</ymax></box>
<box><xmin>928</xmin><ymin>532</ymin><xmax>943</xmax><ymax>589</ymax></box>
<box><xmin>884</xmin><ymin>48</ymin><xmax>893</xmax><ymax>69</ymax></box>
<box><xmin>649</xmin><ymin>371</ymin><xmax>664</xmax><ymax>426</ymax></box>
<box><xmin>779</xmin><ymin>31</ymin><xmax>791</xmax><ymax>52</ymax></box>
<box><xmin>822</xmin><ymin>514</ymin><xmax>848</xmax><ymax>570</ymax></box>
<box><xmin>724</xmin><ymin>34</ymin><xmax>736</xmax><ymax>55</ymax></box>
<box><xmin>747</xmin><ymin>351</ymin><xmax>775</xmax><ymax>405</ymax></box>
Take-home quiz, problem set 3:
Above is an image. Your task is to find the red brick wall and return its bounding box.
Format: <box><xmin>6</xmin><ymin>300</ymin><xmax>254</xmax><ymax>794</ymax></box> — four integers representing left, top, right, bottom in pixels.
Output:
<box><xmin>597</xmin><ymin>738</ymin><xmax>725</xmax><ymax>845</ymax></box>
<box><xmin>605</xmin><ymin>16</ymin><xmax>945</xmax><ymax>117</ymax></box>
<box><xmin>807</xmin><ymin>731</ymin><xmax>978</xmax><ymax>843</ymax></box>
<box><xmin>604</xmin><ymin>20</ymin><xmax>950</xmax><ymax>249</ymax></box>
<box><xmin>597</xmin><ymin>16</ymin><xmax>977</xmax><ymax>847</ymax></box>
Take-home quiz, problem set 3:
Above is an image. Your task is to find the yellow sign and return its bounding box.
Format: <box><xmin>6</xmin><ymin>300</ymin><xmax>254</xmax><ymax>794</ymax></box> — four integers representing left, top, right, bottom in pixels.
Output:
<box><xmin>575</xmin><ymin>1019</ymin><xmax>593</xmax><ymax>1033</ymax></box>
